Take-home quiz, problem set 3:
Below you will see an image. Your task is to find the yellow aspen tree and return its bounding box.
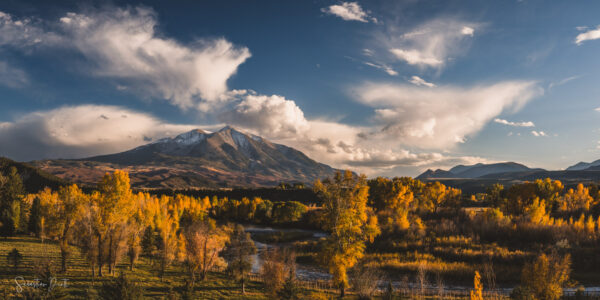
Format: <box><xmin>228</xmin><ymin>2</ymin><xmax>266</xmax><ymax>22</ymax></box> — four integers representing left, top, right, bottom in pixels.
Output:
<box><xmin>314</xmin><ymin>170</ymin><xmax>380</xmax><ymax>298</ymax></box>
<box><xmin>585</xmin><ymin>215</ymin><xmax>595</xmax><ymax>235</ymax></box>
<box><xmin>55</xmin><ymin>184</ymin><xmax>85</xmax><ymax>273</ymax></box>
<box><xmin>96</xmin><ymin>170</ymin><xmax>136</xmax><ymax>276</ymax></box>
<box><xmin>470</xmin><ymin>271</ymin><xmax>483</xmax><ymax>300</ymax></box>
<box><xmin>38</xmin><ymin>186</ymin><xmax>85</xmax><ymax>272</ymax></box>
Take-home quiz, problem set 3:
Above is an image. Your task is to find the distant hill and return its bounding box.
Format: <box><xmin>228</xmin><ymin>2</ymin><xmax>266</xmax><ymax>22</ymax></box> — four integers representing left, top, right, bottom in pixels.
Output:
<box><xmin>417</xmin><ymin>160</ymin><xmax>600</xmax><ymax>194</ymax></box>
<box><xmin>0</xmin><ymin>157</ymin><xmax>68</xmax><ymax>193</ymax></box>
<box><xmin>417</xmin><ymin>162</ymin><xmax>543</xmax><ymax>179</ymax></box>
<box><xmin>566</xmin><ymin>159</ymin><xmax>600</xmax><ymax>171</ymax></box>
<box><xmin>32</xmin><ymin>126</ymin><xmax>339</xmax><ymax>189</ymax></box>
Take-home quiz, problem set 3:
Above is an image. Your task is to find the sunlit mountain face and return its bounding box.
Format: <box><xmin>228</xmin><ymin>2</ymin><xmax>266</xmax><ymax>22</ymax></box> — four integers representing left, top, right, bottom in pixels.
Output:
<box><xmin>32</xmin><ymin>127</ymin><xmax>338</xmax><ymax>188</ymax></box>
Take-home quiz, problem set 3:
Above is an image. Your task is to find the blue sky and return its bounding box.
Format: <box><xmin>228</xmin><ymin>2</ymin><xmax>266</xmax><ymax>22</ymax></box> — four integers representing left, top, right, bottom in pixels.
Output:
<box><xmin>1</xmin><ymin>0</ymin><xmax>600</xmax><ymax>177</ymax></box>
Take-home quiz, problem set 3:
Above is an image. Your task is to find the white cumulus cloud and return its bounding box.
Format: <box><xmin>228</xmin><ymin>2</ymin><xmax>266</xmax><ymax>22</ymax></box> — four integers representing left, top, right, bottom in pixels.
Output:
<box><xmin>218</xmin><ymin>91</ymin><xmax>310</xmax><ymax>139</ymax></box>
<box><xmin>575</xmin><ymin>25</ymin><xmax>600</xmax><ymax>45</ymax></box>
<box><xmin>0</xmin><ymin>105</ymin><xmax>196</xmax><ymax>161</ymax></box>
<box><xmin>322</xmin><ymin>2</ymin><xmax>377</xmax><ymax>23</ymax></box>
<box><xmin>0</xmin><ymin>11</ymin><xmax>61</xmax><ymax>47</ymax></box>
<box><xmin>0</xmin><ymin>7</ymin><xmax>251</xmax><ymax>111</ymax></box>
<box><xmin>461</xmin><ymin>26</ymin><xmax>474</xmax><ymax>36</ymax></box>
<box><xmin>58</xmin><ymin>7</ymin><xmax>251</xmax><ymax>109</ymax></box>
<box><xmin>531</xmin><ymin>130</ymin><xmax>547</xmax><ymax>137</ymax></box>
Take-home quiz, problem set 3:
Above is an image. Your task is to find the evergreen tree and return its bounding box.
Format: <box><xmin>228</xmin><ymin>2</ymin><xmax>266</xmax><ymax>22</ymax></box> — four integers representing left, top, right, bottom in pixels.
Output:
<box><xmin>0</xmin><ymin>167</ymin><xmax>24</xmax><ymax>238</ymax></box>
<box><xmin>28</xmin><ymin>196</ymin><xmax>42</xmax><ymax>236</ymax></box>
<box><xmin>276</xmin><ymin>272</ymin><xmax>301</xmax><ymax>300</ymax></box>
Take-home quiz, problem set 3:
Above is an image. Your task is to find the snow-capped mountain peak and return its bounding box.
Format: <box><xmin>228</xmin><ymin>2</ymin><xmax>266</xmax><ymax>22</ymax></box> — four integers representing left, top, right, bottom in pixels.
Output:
<box><xmin>173</xmin><ymin>129</ymin><xmax>207</xmax><ymax>145</ymax></box>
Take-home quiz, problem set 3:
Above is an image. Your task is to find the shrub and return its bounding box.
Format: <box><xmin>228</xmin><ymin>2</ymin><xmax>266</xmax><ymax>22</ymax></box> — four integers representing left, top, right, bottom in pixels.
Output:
<box><xmin>98</xmin><ymin>273</ymin><xmax>145</xmax><ymax>300</ymax></box>
<box><xmin>272</xmin><ymin>201</ymin><xmax>307</xmax><ymax>224</ymax></box>
<box><xmin>510</xmin><ymin>286</ymin><xmax>535</xmax><ymax>300</ymax></box>
<box><xmin>518</xmin><ymin>253</ymin><xmax>570</xmax><ymax>300</ymax></box>
<box><xmin>277</xmin><ymin>275</ymin><xmax>301</xmax><ymax>300</ymax></box>
<box><xmin>350</xmin><ymin>264</ymin><xmax>382</xmax><ymax>300</ymax></box>
<box><xmin>7</xmin><ymin>248</ymin><xmax>22</xmax><ymax>271</ymax></box>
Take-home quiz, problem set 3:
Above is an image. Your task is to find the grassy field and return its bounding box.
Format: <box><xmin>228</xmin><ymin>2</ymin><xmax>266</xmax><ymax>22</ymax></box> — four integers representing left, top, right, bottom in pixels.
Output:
<box><xmin>0</xmin><ymin>236</ymin><xmax>281</xmax><ymax>299</ymax></box>
<box><xmin>0</xmin><ymin>236</ymin><xmax>512</xmax><ymax>299</ymax></box>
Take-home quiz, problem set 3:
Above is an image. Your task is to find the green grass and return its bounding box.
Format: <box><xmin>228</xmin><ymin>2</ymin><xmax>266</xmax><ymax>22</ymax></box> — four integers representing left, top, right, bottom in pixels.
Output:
<box><xmin>0</xmin><ymin>236</ymin><xmax>271</xmax><ymax>299</ymax></box>
<box><xmin>0</xmin><ymin>236</ymin><xmax>511</xmax><ymax>299</ymax></box>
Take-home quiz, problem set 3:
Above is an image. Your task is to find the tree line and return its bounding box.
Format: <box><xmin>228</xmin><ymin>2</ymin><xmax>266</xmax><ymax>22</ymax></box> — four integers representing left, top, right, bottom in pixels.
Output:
<box><xmin>1</xmin><ymin>167</ymin><xmax>590</xmax><ymax>299</ymax></box>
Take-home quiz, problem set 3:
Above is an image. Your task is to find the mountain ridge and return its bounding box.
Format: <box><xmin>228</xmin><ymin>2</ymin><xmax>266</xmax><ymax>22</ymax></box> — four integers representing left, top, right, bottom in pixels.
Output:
<box><xmin>417</xmin><ymin>162</ymin><xmax>544</xmax><ymax>179</ymax></box>
<box><xmin>566</xmin><ymin>159</ymin><xmax>600</xmax><ymax>171</ymax></box>
<box><xmin>32</xmin><ymin>126</ymin><xmax>338</xmax><ymax>189</ymax></box>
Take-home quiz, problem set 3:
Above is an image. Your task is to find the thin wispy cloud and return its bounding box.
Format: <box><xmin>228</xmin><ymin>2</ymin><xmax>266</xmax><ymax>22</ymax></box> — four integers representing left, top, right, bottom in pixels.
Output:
<box><xmin>387</xmin><ymin>19</ymin><xmax>478</xmax><ymax>69</ymax></box>
<box><xmin>408</xmin><ymin>76</ymin><xmax>435</xmax><ymax>87</ymax></box>
<box><xmin>494</xmin><ymin>118</ymin><xmax>535</xmax><ymax>127</ymax></box>
<box><xmin>355</xmin><ymin>81</ymin><xmax>542</xmax><ymax>149</ymax></box>
<box><xmin>548</xmin><ymin>75</ymin><xmax>579</xmax><ymax>89</ymax></box>
<box><xmin>363</xmin><ymin>62</ymin><xmax>398</xmax><ymax>76</ymax></box>
<box><xmin>321</xmin><ymin>2</ymin><xmax>377</xmax><ymax>23</ymax></box>
<box><xmin>0</xmin><ymin>61</ymin><xmax>28</xmax><ymax>88</ymax></box>
<box><xmin>575</xmin><ymin>25</ymin><xmax>600</xmax><ymax>45</ymax></box>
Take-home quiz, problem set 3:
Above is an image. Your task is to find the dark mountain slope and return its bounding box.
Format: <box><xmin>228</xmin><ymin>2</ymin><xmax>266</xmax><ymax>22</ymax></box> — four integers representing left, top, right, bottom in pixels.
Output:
<box><xmin>417</xmin><ymin>162</ymin><xmax>543</xmax><ymax>179</ymax></box>
<box><xmin>0</xmin><ymin>157</ymin><xmax>68</xmax><ymax>192</ymax></box>
<box><xmin>33</xmin><ymin>127</ymin><xmax>338</xmax><ymax>189</ymax></box>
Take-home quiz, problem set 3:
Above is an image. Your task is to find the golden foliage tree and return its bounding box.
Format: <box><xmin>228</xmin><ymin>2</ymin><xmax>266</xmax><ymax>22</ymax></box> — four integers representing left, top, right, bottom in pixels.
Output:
<box><xmin>520</xmin><ymin>253</ymin><xmax>571</xmax><ymax>300</ymax></box>
<box><xmin>470</xmin><ymin>271</ymin><xmax>483</xmax><ymax>300</ymax></box>
<box><xmin>184</xmin><ymin>218</ymin><xmax>229</xmax><ymax>284</ymax></box>
<box><xmin>142</xmin><ymin>194</ymin><xmax>185</xmax><ymax>279</ymax></box>
<box><xmin>525</xmin><ymin>198</ymin><xmax>550</xmax><ymax>225</ymax></box>
<box><xmin>314</xmin><ymin>170</ymin><xmax>380</xmax><ymax>297</ymax></box>
<box><xmin>95</xmin><ymin>170</ymin><xmax>136</xmax><ymax>276</ymax></box>
<box><xmin>560</xmin><ymin>184</ymin><xmax>594</xmax><ymax>212</ymax></box>
<box><xmin>42</xmin><ymin>184</ymin><xmax>86</xmax><ymax>272</ymax></box>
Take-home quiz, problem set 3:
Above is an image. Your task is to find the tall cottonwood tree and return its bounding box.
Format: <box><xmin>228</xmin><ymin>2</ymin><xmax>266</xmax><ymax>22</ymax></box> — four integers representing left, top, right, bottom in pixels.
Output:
<box><xmin>222</xmin><ymin>225</ymin><xmax>257</xmax><ymax>294</ymax></box>
<box><xmin>142</xmin><ymin>194</ymin><xmax>185</xmax><ymax>279</ymax></box>
<box><xmin>75</xmin><ymin>192</ymin><xmax>100</xmax><ymax>280</ymax></box>
<box><xmin>95</xmin><ymin>170</ymin><xmax>136</xmax><ymax>276</ymax></box>
<box><xmin>43</xmin><ymin>184</ymin><xmax>86</xmax><ymax>272</ymax></box>
<box><xmin>184</xmin><ymin>218</ymin><xmax>229</xmax><ymax>285</ymax></box>
<box><xmin>314</xmin><ymin>170</ymin><xmax>380</xmax><ymax>297</ymax></box>
<box><xmin>368</xmin><ymin>177</ymin><xmax>415</xmax><ymax>232</ymax></box>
